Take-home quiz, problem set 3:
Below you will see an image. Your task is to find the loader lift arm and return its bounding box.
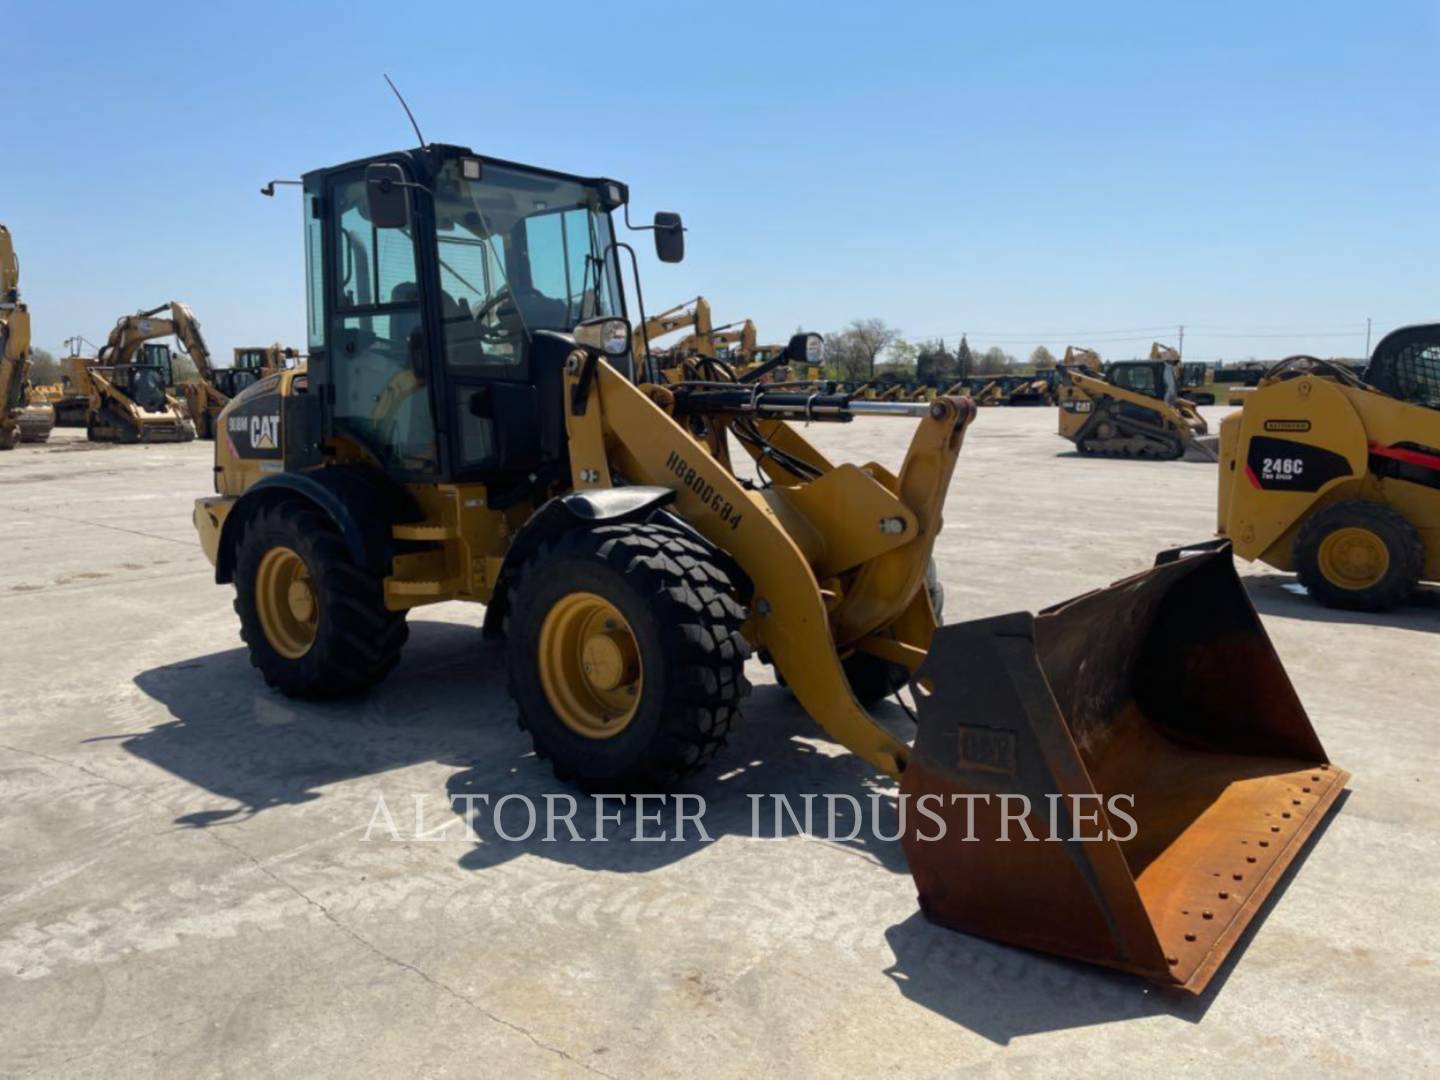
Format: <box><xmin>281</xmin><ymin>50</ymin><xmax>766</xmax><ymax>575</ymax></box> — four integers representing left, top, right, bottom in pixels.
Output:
<box><xmin>563</xmin><ymin>356</ymin><xmax>975</xmax><ymax>776</ymax></box>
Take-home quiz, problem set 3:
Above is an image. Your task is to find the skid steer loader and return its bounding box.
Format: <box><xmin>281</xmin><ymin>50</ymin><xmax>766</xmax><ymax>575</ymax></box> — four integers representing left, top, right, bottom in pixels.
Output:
<box><xmin>1058</xmin><ymin>351</ymin><xmax>1212</xmax><ymax>459</ymax></box>
<box><xmin>194</xmin><ymin>143</ymin><xmax>1345</xmax><ymax>992</ymax></box>
<box><xmin>1219</xmin><ymin>330</ymin><xmax>1440</xmax><ymax>611</ymax></box>
<box><xmin>1</xmin><ymin>224</ymin><xmax>54</xmax><ymax>449</ymax></box>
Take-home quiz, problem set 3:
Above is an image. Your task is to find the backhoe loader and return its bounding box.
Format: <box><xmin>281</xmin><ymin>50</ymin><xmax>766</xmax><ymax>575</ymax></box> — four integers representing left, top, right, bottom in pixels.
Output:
<box><xmin>194</xmin><ymin>142</ymin><xmax>1345</xmax><ymax>992</ymax></box>
<box><xmin>0</xmin><ymin>225</ymin><xmax>54</xmax><ymax>449</ymax></box>
<box><xmin>98</xmin><ymin>302</ymin><xmax>228</xmax><ymax>437</ymax></box>
<box><xmin>1058</xmin><ymin>349</ymin><xmax>1212</xmax><ymax>459</ymax></box>
<box><xmin>1219</xmin><ymin>329</ymin><xmax>1440</xmax><ymax>611</ymax></box>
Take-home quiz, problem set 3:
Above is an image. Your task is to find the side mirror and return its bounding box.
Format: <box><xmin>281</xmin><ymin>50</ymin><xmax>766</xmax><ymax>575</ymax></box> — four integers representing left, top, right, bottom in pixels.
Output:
<box><xmin>365</xmin><ymin>163</ymin><xmax>410</xmax><ymax>229</ymax></box>
<box><xmin>653</xmin><ymin>212</ymin><xmax>685</xmax><ymax>263</ymax></box>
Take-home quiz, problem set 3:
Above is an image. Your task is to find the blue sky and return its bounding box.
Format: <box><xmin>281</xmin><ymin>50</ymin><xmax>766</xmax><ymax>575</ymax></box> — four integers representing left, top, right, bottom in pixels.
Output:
<box><xmin>9</xmin><ymin>1</ymin><xmax>1436</xmax><ymax>364</ymax></box>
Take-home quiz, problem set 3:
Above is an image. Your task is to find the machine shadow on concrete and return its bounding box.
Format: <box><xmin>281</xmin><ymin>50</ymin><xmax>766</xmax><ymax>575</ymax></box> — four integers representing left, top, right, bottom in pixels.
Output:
<box><xmin>1244</xmin><ymin>573</ymin><xmax>1440</xmax><ymax>629</ymax></box>
<box><xmin>126</xmin><ymin>618</ymin><xmax>913</xmax><ymax>874</ymax></box>
<box><xmin>880</xmin><ymin>788</ymin><xmax>1348</xmax><ymax>1045</ymax></box>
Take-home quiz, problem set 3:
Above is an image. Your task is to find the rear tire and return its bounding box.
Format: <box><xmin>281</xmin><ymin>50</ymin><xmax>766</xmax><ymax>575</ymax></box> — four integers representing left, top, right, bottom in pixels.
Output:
<box><xmin>507</xmin><ymin>522</ymin><xmax>749</xmax><ymax>791</ymax></box>
<box><xmin>1294</xmin><ymin>501</ymin><xmax>1423</xmax><ymax>612</ymax></box>
<box><xmin>234</xmin><ymin>501</ymin><xmax>408</xmax><ymax>698</ymax></box>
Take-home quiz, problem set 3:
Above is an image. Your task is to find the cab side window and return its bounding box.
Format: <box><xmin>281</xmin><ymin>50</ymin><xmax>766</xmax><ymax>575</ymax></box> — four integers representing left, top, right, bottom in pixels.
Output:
<box><xmin>327</xmin><ymin>175</ymin><xmax>436</xmax><ymax>472</ymax></box>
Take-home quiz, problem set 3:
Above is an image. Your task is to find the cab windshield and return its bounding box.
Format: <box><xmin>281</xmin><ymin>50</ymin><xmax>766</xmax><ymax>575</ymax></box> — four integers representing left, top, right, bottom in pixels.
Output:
<box><xmin>430</xmin><ymin>160</ymin><xmax>623</xmax><ymax>372</ymax></box>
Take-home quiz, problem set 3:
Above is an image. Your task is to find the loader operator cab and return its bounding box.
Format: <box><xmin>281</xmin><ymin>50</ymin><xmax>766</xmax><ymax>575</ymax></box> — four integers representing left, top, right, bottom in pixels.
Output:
<box><xmin>1106</xmin><ymin>360</ymin><xmax>1178</xmax><ymax>405</ymax></box>
<box><xmin>297</xmin><ymin>144</ymin><xmax>679</xmax><ymax>495</ymax></box>
<box><xmin>1365</xmin><ymin>325</ymin><xmax>1440</xmax><ymax>411</ymax></box>
<box><xmin>138</xmin><ymin>343</ymin><xmax>175</xmax><ymax>389</ymax></box>
<box><xmin>110</xmin><ymin>361</ymin><xmax>170</xmax><ymax>412</ymax></box>
<box><xmin>216</xmin><ymin>348</ymin><xmax>268</xmax><ymax>398</ymax></box>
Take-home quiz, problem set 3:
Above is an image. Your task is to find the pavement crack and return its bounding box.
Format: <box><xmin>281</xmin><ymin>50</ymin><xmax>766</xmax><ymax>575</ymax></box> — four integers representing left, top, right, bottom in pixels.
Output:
<box><xmin>0</xmin><ymin>502</ymin><xmax>195</xmax><ymax>546</ymax></box>
<box><xmin>0</xmin><ymin>743</ymin><xmax>615</xmax><ymax>1078</ymax></box>
<box><xmin>202</xmin><ymin>828</ymin><xmax>618</xmax><ymax>1078</ymax></box>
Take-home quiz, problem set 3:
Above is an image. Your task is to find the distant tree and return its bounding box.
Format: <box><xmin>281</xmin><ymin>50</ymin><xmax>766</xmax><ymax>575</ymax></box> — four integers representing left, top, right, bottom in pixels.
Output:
<box><xmin>1029</xmin><ymin>345</ymin><xmax>1056</xmax><ymax>369</ymax></box>
<box><xmin>915</xmin><ymin>338</ymin><xmax>956</xmax><ymax>382</ymax></box>
<box><xmin>28</xmin><ymin>347</ymin><xmax>60</xmax><ymax>384</ymax></box>
<box><xmin>847</xmin><ymin>318</ymin><xmax>901</xmax><ymax>379</ymax></box>
<box><xmin>171</xmin><ymin>351</ymin><xmax>201</xmax><ymax>383</ymax></box>
<box><xmin>823</xmin><ymin>328</ymin><xmax>869</xmax><ymax>381</ymax></box>
<box><xmin>975</xmin><ymin>346</ymin><xmax>1012</xmax><ymax>374</ymax></box>
<box><xmin>885</xmin><ymin>339</ymin><xmax>918</xmax><ymax>373</ymax></box>
<box><xmin>955</xmin><ymin>335</ymin><xmax>974</xmax><ymax>380</ymax></box>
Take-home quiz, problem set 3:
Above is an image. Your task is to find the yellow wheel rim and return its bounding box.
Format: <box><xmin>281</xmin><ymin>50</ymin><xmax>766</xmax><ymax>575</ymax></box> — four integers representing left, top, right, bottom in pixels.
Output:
<box><xmin>537</xmin><ymin>592</ymin><xmax>643</xmax><ymax>738</ymax></box>
<box><xmin>255</xmin><ymin>546</ymin><xmax>319</xmax><ymax>659</ymax></box>
<box><xmin>1317</xmin><ymin>527</ymin><xmax>1390</xmax><ymax>591</ymax></box>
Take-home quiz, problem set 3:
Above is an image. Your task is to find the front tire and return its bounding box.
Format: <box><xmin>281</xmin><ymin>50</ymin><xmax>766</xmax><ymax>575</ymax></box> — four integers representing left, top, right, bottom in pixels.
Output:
<box><xmin>234</xmin><ymin>502</ymin><xmax>408</xmax><ymax>698</ymax></box>
<box><xmin>507</xmin><ymin>522</ymin><xmax>749</xmax><ymax>791</ymax></box>
<box><xmin>1294</xmin><ymin>500</ymin><xmax>1423</xmax><ymax>612</ymax></box>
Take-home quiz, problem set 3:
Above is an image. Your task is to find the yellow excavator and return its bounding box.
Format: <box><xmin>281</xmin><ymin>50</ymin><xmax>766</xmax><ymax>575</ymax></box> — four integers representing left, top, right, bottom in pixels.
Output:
<box><xmin>633</xmin><ymin>296</ymin><xmax>715</xmax><ymax>378</ymax></box>
<box><xmin>193</xmin><ymin>142</ymin><xmax>1345</xmax><ymax>993</ymax></box>
<box><xmin>1058</xmin><ymin>345</ymin><xmax>1212</xmax><ymax>459</ymax></box>
<box><xmin>97</xmin><ymin>302</ymin><xmax>230</xmax><ymax>437</ymax></box>
<box><xmin>0</xmin><ymin>225</ymin><xmax>54</xmax><ymax>449</ymax></box>
<box><xmin>1219</xmin><ymin>330</ymin><xmax>1440</xmax><ymax>611</ymax></box>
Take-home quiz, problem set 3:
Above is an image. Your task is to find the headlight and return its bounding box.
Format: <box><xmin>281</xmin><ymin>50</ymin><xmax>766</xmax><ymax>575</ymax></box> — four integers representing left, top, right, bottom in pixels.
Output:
<box><xmin>601</xmin><ymin>319</ymin><xmax>630</xmax><ymax>356</ymax></box>
<box><xmin>806</xmin><ymin>334</ymin><xmax>825</xmax><ymax>365</ymax></box>
<box><xmin>574</xmin><ymin>316</ymin><xmax>632</xmax><ymax>357</ymax></box>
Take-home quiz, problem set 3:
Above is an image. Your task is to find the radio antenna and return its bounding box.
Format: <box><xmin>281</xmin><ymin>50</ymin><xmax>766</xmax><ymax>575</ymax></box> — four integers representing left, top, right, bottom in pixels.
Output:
<box><xmin>384</xmin><ymin>74</ymin><xmax>427</xmax><ymax>148</ymax></box>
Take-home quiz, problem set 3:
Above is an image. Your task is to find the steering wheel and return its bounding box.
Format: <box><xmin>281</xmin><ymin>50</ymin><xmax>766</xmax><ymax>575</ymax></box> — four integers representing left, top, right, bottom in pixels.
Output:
<box><xmin>467</xmin><ymin>286</ymin><xmax>524</xmax><ymax>344</ymax></box>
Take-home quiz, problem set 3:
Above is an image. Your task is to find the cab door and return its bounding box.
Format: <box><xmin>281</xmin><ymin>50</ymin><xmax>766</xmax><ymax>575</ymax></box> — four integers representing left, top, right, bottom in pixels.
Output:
<box><xmin>320</xmin><ymin>166</ymin><xmax>439</xmax><ymax>477</ymax></box>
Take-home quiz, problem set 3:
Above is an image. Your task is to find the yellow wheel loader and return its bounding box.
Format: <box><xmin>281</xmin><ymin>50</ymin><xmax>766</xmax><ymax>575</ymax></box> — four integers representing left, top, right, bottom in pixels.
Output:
<box><xmin>0</xmin><ymin>225</ymin><xmax>54</xmax><ymax>449</ymax></box>
<box><xmin>1219</xmin><ymin>331</ymin><xmax>1440</xmax><ymax>611</ymax></box>
<box><xmin>193</xmin><ymin>143</ymin><xmax>1345</xmax><ymax>992</ymax></box>
<box><xmin>1058</xmin><ymin>351</ymin><xmax>1212</xmax><ymax>459</ymax></box>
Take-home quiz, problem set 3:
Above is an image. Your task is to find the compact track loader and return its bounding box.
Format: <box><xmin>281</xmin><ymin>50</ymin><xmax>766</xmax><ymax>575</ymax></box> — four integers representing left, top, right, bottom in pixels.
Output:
<box><xmin>219</xmin><ymin>344</ymin><xmax>300</xmax><ymax>398</ymax></box>
<box><xmin>98</xmin><ymin>303</ymin><xmax>227</xmax><ymax>437</ymax></box>
<box><xmin>0</xmin><ymin>225</ymin><xmax>54</xmax><ymax>449</ymax></box>
<box><xmin>64</xmin><ymin>353</ymin><xmax>195</xmax><ymax>443</ymax></box>
<box><xmin>1006</xmin><ymin>371</ymin><xmax>1058</xmax><ymax>406</ymax></box>
<box><xmin>1219</xmin><ymin>330</ymin><xmax>1440</xmax><ymax>611</ymax></box>
<box><xmin>195</xmin><ymin>143</ymin><xmax>1345</xmax><ymax>992</ymax></box>
<box><xmin>1058</xmin><ymin>352</ymin><xmax>1212</xmax><ymax>459</ymax></box>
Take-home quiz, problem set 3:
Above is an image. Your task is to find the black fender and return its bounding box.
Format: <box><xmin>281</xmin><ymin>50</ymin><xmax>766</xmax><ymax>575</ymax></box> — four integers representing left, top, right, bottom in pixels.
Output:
<box><xmin>481</xmin><ymin>486</ymin><xmax>676</xmax><ymax>638</ymax></box>
<box><xmin>214</xmin><ymin>466</ymin><xmax>421</xmax><ymax>584</ymax></box>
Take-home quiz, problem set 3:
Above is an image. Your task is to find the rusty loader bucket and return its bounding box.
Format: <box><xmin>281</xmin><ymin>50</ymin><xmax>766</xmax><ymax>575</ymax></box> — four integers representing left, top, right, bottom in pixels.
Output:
<box><xmin>900</xmin><ymin>540</ymin><xmax>1348</xmax><ymax>993</ymax></box>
